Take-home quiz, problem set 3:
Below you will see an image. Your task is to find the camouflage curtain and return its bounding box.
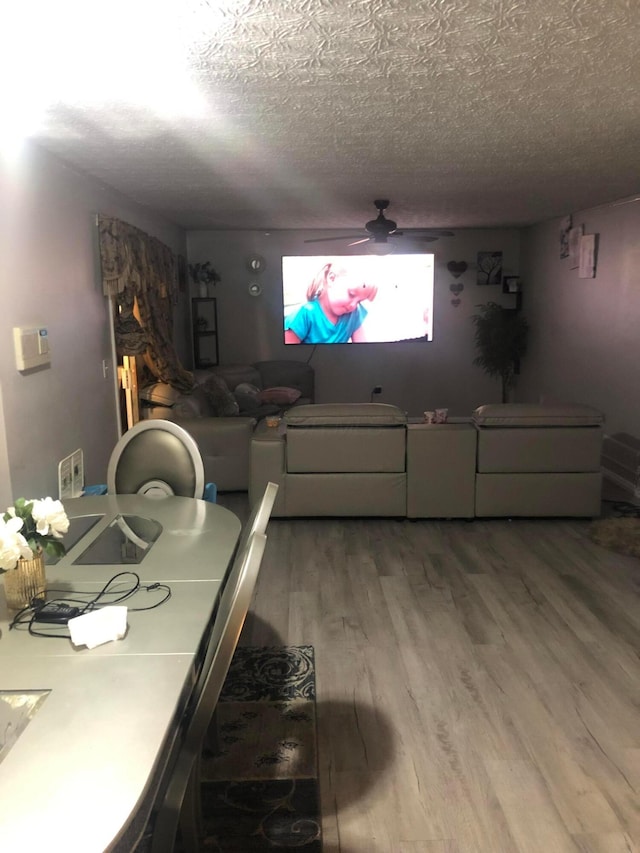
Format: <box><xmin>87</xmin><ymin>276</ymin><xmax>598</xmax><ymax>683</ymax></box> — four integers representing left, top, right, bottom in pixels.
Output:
<box><xmin>98</xmin><ymin>215</ymin><xmax>194</xmax><ymax>392</ymax></box>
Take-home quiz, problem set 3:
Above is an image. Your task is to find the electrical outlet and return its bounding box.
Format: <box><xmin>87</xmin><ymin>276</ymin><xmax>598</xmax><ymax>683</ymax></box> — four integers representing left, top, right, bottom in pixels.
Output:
<box><xmin>58</xmin><ymin>449</ymin><xmax>84</xmax><ymax>499</ymax></box>
<box><xmin>372</xmin><ymin>386</ymin><xmax>382</xmax><ymax>395</ymax></box>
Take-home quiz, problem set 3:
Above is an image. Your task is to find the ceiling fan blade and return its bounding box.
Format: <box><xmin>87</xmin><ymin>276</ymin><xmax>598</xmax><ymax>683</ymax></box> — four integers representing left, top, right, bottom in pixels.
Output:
<box><xmin>348</xmin><ymin>237</ymin><xmax>371</xmax><ymax>246</ymax></box>
<box><xmin>304</xmin><ymin>235</ymin><xmax>366</xmax><ymax>244</ymax></box>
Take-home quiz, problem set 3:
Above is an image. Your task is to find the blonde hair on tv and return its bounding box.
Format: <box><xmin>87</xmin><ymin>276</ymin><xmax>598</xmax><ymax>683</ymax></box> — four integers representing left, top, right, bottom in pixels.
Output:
<box><xmin>306</xmin><ymin>262</ymin><xmax>378</xmax><ymax>302</ymax></box>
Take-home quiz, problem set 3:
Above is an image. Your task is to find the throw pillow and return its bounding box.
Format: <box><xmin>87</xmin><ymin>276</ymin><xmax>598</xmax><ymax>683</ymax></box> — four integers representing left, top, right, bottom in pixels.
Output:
<box><xmin>139</xmin><ymin>383</ymin><xmax>182</xmax><ymax>408</ymax></box>
<box><xmin>257</xmin><ymin>386</ymin><xmax>302</xmax><ymax>405</ymax></box>
<box><xmin>201</xmin><ymin>373</ymin><xmax>239</xmax><ymax>416</ymax></box>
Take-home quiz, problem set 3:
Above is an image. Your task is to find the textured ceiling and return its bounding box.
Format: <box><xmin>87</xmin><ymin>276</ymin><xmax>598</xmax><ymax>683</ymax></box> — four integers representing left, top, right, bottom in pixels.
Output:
<box><xmin>7</xmin><ymin>0</ymin><xmax>640</xmax><ymax>231</ymax></box>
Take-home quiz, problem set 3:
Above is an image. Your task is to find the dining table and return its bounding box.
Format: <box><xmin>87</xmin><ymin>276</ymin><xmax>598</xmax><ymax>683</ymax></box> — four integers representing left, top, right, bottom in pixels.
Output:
<box><xmin>0</xmin><ymin>494</ymin><xmax>242</xmax><ymax>853</ymax></box>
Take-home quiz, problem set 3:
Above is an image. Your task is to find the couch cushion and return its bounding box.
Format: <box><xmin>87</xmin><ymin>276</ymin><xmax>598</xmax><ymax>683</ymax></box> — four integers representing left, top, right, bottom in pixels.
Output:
<box><xmin>473</xmin><ymin>403</ymin><xmax>604</xmax><ymax>427</ymax></box>
<box><xmin>254</xmin><ymin>360</ymin><xmax>314</xmax><ymax>400</ymax></box>
<box><xmin>201</xmin><ymin>364</ymin><xmax>262</xmax><ymax>391</ymax></box>
<box><xmin>171</xmin><ymin>387</ymin><xmax>213</xmax><ymax>418</ymax></box>
<box><xmin>285</xmin><ymin>403</ymin><xmax>407</xmax><ymax>428</ymax></box>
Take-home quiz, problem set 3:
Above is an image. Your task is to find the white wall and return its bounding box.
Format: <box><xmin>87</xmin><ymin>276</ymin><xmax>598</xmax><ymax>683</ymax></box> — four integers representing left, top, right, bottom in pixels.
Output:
<box><xmin>518</xmin><ymin>196</ymin><xmax>640</xmax><ymax>437</ymax></box>
<box><xmin>186</xmin><ymin>228</ymin><xmax>521</xmax><ymax>417</ymax></box>
<box><xmin>0</xmin><ymin>141</ymin><xmax>187</xmax><ymax>503</ymax></box>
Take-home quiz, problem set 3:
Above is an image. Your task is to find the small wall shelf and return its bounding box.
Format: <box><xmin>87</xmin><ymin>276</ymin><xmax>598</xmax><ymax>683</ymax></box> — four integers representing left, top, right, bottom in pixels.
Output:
<box><xmin>192</xmin><ymin>297</ymin><xmax>219</xmax><ymax>368</ymax></box>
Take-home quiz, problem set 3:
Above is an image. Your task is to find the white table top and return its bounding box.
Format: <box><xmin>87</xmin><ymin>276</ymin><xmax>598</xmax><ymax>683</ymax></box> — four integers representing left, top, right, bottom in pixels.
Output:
<box><xmin>0</xmin><ymin>494</ymin><xmax>242</xmax><ymax>853</ymax></box>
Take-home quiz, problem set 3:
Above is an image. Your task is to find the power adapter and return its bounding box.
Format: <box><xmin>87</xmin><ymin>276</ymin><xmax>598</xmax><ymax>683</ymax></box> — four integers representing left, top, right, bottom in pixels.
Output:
<box><xmin>33</xmin><ymin>602</ymin><xmax>81</xmax><ymax>624</ymax></box>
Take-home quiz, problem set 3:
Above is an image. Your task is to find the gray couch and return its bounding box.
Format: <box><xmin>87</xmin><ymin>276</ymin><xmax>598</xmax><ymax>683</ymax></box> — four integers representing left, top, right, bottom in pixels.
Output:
<box><xmin>250</xmin><ymin>401</ymin><xmax>605</xmax><ymax>518</ymax></box>
<box><xmin>140</xmin><ymin>360</ymin><xmax>314</xmax><ymax>492</ymax></box>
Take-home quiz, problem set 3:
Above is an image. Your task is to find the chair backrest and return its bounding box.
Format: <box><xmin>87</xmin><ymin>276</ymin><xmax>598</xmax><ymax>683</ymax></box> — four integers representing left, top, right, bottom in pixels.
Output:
<box><xmin>150</xmin><ymin>531</ymin><xmax>268</xmax><ymax>851</ymax></box>
<box><xmin>107</xmin><ymin>420</ymin><xmax>205</xmax><ymax>499</ymax></box>
<box><xmin>241</xmin><ymin>481</ymin><xmax>279</xmax><ymax>549</ymax></box>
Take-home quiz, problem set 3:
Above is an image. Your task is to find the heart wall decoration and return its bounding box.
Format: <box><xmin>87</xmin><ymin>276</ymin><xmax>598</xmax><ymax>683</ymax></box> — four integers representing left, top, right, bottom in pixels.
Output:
<box><xmin>450</xmin><ymin>297</ymin><xmax>461</xmax><ymax>308</ymax></box>
<box><xmin>449</xmin><ymin>282</ymin><xmax>464</xmax><ymax>295</ymax></box>
<box><xmin>447</xmin><ymin>261</ymin><xmax>468</xmax><ymax>278</ymax></box>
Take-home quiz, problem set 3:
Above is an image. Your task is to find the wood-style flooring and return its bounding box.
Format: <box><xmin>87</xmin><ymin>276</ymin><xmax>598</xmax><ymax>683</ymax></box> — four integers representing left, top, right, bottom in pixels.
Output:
<box><xmin>219</xmin><ymin>494</ymin><xmax>640</xmax><ymax>853</ymax></box>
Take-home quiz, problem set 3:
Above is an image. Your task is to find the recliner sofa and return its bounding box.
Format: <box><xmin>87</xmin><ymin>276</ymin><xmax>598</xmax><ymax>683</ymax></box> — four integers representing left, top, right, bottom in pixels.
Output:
<box><xmin>250</xmin><ymin>401</ymin><xmax>605</xmax><ymax>518</ymax></box>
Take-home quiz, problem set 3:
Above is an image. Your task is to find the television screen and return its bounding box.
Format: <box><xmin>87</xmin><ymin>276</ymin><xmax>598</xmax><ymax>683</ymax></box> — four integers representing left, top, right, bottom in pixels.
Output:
<box><xmin>282</xmin><ymin>254</ymin><xmax>435</xmax><ymax>345</ymax></box>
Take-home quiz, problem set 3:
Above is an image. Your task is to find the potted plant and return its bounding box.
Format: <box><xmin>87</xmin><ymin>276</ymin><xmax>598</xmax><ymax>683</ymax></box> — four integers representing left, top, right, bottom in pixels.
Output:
<box><xmin>471</xmin><ymin>302</ymin><xmax>529</xmax><ymax>403</ymax></box>
<box><xmin>189</xmin><ymin>262</ymin><xmax>220</xmax><ymax>297</ymax></box>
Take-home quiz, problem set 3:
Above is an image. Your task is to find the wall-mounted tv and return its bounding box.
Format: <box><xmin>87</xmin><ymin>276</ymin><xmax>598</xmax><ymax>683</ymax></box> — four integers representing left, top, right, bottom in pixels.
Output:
<box><xmin>282</xmin><ymin>254</ymin><xmax>435</xmax><ymax>345</ymax></box>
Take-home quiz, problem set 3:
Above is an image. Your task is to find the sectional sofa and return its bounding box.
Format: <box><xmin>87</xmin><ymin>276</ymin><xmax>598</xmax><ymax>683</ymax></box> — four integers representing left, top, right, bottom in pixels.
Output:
<box><xmin>249</xmin><ymin>401</ymin><xmax>605</xmax><ymax>519</ymax></box>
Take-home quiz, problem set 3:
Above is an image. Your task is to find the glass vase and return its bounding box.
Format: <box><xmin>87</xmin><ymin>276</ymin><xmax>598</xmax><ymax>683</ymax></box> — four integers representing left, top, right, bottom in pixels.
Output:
<box><xmin>3</xmin><ymin>551</ymin><xmax>47</xmax><ymax>610</ymax></box>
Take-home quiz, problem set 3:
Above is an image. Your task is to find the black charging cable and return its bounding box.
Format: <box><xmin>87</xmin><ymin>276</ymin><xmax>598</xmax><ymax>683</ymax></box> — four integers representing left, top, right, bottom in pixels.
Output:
<box><xmin>9</xmin><ymin>571</ymin><xmax>171</xmax><ymax>639</ymax></box>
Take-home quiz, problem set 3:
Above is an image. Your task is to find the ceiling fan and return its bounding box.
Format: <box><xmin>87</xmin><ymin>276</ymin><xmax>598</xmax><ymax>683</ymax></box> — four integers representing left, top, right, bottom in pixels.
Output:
<box><xmin>304</xmin><ymin>199</ymin><xmax>454</xmax><ymax>246</ymax></box>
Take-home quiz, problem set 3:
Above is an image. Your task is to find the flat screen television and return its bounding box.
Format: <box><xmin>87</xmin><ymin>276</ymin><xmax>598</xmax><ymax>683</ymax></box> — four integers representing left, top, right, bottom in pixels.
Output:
<box><xmin>282</xmin><ymin>254</ymin><xmax>435</xmax><ymax>345</ymax></box>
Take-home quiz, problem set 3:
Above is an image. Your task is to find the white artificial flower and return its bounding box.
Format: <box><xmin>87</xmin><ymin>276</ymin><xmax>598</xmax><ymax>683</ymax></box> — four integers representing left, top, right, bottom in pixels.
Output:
<box><xmin>29</xmin><ymin>498</ymin><xmax>70</xmax><ymax>540</ymax></box>
<box><xmin>0</xmin><ymin>516</ymin><xmax>33</xmax><ymax>570</ymax></box>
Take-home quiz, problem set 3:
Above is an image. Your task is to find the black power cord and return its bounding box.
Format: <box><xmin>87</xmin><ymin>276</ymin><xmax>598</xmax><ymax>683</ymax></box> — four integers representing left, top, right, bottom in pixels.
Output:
<box><xmin>9</xmin><ymin>571</ymin><xmax>171</xmax><ymax>639</ymax></box>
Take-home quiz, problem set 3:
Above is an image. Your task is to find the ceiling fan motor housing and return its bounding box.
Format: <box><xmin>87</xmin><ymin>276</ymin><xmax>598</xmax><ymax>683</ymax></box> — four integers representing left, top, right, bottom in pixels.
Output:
<box><xmin>366</xmin><ymin>199</ymin><xmax>397</xmax><ymax>239</ymax></box>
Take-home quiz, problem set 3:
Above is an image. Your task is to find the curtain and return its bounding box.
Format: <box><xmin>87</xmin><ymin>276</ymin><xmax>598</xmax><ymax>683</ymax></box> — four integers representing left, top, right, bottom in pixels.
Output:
<box><xmin>98</xmin><ymin>216</ymin><xmax>194</xmax><ymax>392</ymax></box>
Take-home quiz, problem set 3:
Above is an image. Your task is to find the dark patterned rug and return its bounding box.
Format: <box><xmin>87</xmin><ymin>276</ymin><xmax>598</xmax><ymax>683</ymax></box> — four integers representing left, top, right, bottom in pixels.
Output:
<box><xmin>196</xmin><ymin>645</ymin><xmax>321</xmax><ymax>852</ymax></box>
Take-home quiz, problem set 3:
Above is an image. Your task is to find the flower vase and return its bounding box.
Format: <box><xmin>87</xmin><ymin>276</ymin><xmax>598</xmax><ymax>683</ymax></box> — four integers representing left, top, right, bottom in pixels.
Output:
<box><xmin>3</xmin><ymin>551</ymin><xmax>47</xmax><ymax>610</ymax></box>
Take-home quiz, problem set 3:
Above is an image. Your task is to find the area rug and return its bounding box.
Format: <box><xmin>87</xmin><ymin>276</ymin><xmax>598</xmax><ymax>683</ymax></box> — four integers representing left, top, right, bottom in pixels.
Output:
<box><xmin>589</xmin><ymin>517</ymin><xmax>640</xmax><ymax>558</ymax></box>
<box><xmin>197</xmin><ymin>644</ymin><xmax>321</xmax><ymax>852</ymax></box>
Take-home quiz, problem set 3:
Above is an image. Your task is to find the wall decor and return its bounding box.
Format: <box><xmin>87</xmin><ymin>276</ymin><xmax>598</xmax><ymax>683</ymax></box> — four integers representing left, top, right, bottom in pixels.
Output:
<box><xmin>568</xmin><ymin>225</ymin><xmax>583</xmax><ymax>269</ymax></box>
<box><xmin>477</xmin><ymin>252</ymin><xmax>503</xmax><ymax>286</ymax></box>
<box><xmin>451</xmin><ymin>297</ymin><xmax>461</xmax><ymax>308</ymax></box>
<box><xmin>578</xmin><ymin>234</ymin><xmax>597</xmax><ymax>278</ymax></box>
<box><xmin>246</xmin><ymin>255</ymin><xmax>266</xmax><ymax>273</ymax></box>
<box><xmin>248</xmin><ymin>282</ymin><xmax>263</xmax><ymax>296</ymax></box>
<box><xmin>449</xmin><ymin>282</ymin><xmax>464</xmax><ymax>295</ymax></box>
<box><xmin>559</xmin><ymin>215</ymin><xmax>572</xmax><ymax>259</ymax></box>
<box><xmin>447</xmin><ymin>260</ymin><xmax>468</xmax><ymax>278</ymax></box>
<box><xmin>502</xmin><ymin>276</ymin><xmax>521</xmax><ymax>294</ymax></box>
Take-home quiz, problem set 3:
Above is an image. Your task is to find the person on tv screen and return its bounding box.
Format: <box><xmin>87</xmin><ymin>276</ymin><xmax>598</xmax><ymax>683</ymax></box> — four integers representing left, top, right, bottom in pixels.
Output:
<box><xmin>284</xmin><ymin>262</ymin><xmax>378</xmax><ymax>344</ymax></box>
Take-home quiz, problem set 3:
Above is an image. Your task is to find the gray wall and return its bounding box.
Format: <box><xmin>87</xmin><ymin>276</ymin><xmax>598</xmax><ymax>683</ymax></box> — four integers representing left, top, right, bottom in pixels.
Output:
<box><xmin>518</xmin><ymin>197</ymin><xmax>640</xmax><ymax>437</ymax></box>
<box><xmin>0</xmin><ymin>141</ymin><xmax>187</xmax><ymax>505</ymax></box>
<box><xmin>186</xmin><ymin>228</ymin><xmax>521</xmax><ymax>417</ymax></box>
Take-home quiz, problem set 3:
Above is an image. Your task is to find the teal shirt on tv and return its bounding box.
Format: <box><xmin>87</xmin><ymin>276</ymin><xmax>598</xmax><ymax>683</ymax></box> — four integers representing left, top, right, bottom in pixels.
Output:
<box><xmin>285</xmin><ymin>300</ymin><xmax>368</xmax><ymax>344</ymax></box>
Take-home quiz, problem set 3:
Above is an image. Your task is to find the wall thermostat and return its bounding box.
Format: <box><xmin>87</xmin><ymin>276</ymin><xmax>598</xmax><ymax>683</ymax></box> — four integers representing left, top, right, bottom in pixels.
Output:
<box><xmin>13</xmin><ymin>326</ymin><xmax>51</xmax><ymax>370</ymax></box>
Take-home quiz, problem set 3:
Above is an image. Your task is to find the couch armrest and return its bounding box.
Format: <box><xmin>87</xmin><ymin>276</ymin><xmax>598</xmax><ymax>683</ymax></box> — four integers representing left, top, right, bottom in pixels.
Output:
<box><xmin>175</xmin><ymin>416</ymin><xmax>255</xmax><ymax>446</ymax></box>
<box><xmin>173</xmin><ymin>416</ymin><xmax>256</xmax><ymax>492</ymax></box>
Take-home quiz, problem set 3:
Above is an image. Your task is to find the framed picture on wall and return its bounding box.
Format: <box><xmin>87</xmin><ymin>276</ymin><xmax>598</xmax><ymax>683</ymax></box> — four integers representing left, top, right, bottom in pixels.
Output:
<box><xmin>477</xmin><ymin>251</ymin><xmax>503</xmax><ymax>285</ymax></box>
<box><xmin>559</xmin><ymin>215</ymin><xmax>572</xmax><ymax>259</ymax></box>
<box><xmin>568</xmin><ymin>225</ymin><xmax>583</xmax><ymax>269</ymax></box>
<box><xmin>578</xmin><ymin>234</ymin><xmax>597</xmax><ymax>278</ymax></box>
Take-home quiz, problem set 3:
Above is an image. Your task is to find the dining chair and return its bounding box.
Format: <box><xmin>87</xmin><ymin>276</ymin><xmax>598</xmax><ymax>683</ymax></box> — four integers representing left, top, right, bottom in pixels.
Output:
<box><xmin>147</xmin><ymin>531</ymin><xmax>268</xmax><ymax>853</ymax></box>
<box><xmin>107</xmin><ymin>419</ymin><xmax>215</xmax><ymax>501</ymax></box>
<box><xmin>240</xmin><ymin>480</ymin><xmax>279</xmax><ymax>547</ymax></box>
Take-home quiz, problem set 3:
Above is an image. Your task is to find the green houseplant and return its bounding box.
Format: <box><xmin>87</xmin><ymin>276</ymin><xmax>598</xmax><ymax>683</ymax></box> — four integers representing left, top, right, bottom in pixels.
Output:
<box><xmin>471</xmin><ymin>302</ymin><xmax>529</xmax><ymax>403</ymax></box>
